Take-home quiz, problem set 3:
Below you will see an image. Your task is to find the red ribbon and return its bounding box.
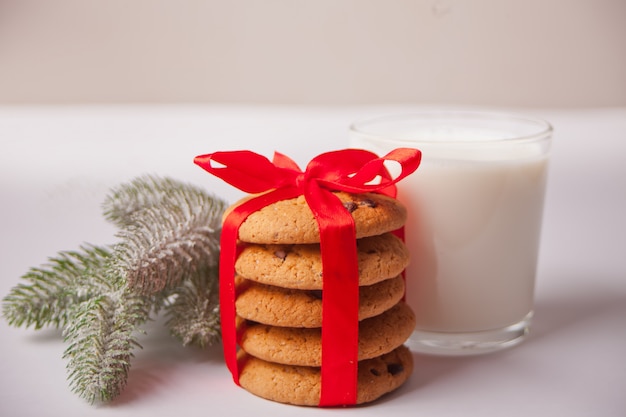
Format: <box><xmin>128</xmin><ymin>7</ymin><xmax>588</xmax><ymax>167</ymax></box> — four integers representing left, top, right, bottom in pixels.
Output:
<box><xmin>194</xmin><ymin>148</ymin><xmax>421</xmax><ymax>406</ymax></box>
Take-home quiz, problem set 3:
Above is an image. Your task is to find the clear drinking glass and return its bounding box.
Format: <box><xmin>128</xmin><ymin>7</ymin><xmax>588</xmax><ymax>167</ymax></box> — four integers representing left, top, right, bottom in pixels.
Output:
<box><xmin>350</xmin><ymin>111</ymin><xmax>552</xmax><ymax>355</ymax></box>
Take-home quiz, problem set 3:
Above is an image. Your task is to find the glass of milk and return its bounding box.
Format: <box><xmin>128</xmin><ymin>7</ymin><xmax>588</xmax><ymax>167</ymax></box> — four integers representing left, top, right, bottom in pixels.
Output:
<box><xmin>350</xmin><ymin>111</ymin><xmax>552</xmax><ymax>355</ymax></box>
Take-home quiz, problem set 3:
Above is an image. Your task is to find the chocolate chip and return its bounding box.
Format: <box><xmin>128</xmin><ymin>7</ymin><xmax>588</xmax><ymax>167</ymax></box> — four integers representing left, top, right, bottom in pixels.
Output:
<box><xmin>308</xmin><ymin>290</ymin><xmax>323</xmax><ymax>300</ymax></box>
<box><xmin>343</xmin><ymin>201</ymin><xmax>358</xmax><ymax>213</ymax></box>
<box><xmin>274</xmin><ymin>250</ymin><xmax>287</xmax><ymax>260</ymax></box>
<box><xmin>370</xmin><ymin>368</ymin><xmax>381</xmax><ymax>376</ymax></box>
<box><xmin>387</xmin><ymin>363</ymin><xmax>404</xmax><ymax>375</ymax></box>
<box><xmin>359</xmin><ymin>198</ymin><xmax>378</xmax><ymax>208</ymax></box>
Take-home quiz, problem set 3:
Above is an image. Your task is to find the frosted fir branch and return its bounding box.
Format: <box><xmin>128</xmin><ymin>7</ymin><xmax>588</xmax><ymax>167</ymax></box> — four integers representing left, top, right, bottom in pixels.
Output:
<box><xmin>164</xmin><ymin>265</ymin><xmax>220</xmax><ymax>348</ymax></box>
<box><xmin>102</xmin><ymin>175</ymin><xmax>223</xmax><ymax>229</ymax></box>
<box><xmin>2</xmin><ymin>246</ymin><xmax>113</xmax><ymax>330</ymax></box>
<box><xmin>2</xmin><ymin>175</ymin><xmax>225</xmax><ymax>404</ymax></box>
<box><xmin>63</xmin><ymin>286</ymin><xmax>151</xmax><ymax>404</ymax></box>
<box><xmin>106</xmin><ymin>176</ymin><xmax>226</xmax><ymax>294</ymax></box>
<box><xmin>112</xmin><ymin>207</ymin><xmax>221</xmax><ymax>294</ymax></box>
<box><xmin>102</xmin><ymin>175</ymin><xmax>179</xmax><ymax>227</ymax></box>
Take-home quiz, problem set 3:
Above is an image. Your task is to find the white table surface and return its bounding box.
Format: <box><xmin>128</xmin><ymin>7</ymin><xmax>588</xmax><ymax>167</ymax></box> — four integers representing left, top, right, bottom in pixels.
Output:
<box><xmin>1</xmin><ymin>105</ymin><xmax>624</xmax><ymax>417</ymax></box>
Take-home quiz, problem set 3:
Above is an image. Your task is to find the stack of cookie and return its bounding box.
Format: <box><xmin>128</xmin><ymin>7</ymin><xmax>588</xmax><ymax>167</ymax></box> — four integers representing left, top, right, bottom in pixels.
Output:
<box><xmin>229</xmin><ymin>191</ymin><xmax>416</xmax><ymax>406</ymax></box>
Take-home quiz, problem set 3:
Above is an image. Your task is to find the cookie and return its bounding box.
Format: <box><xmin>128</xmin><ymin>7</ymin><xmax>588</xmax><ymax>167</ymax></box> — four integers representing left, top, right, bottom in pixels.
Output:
<box><xmin>238</xmin><ymin>344</ymin><xmax>413</xmax><ymax>406</ymax></box>
<box><xmin>235</xmin><ymin>232</ymin><xmax>409</xmax><ymax>290</ymax></box>
<box><xmin>239</xmin><ymin>301</ymin><xmax>415</xmax><ymax>366</ymax></box>
<box><xmin>235</xmin><ymin>275</ymin><xmax>405</xmax><ymax>328</ymax></box>
<box><xmin>225</xmin><ymin>191</ymin><xmax>407</xmax><ymax>244</ymax></box>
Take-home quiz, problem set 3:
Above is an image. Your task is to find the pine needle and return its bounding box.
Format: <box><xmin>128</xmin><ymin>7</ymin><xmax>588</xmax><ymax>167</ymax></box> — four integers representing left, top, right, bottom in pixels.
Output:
<box><xmin>102</xmin><ymin>175</ymin><xmax>223</xmax><ymax>228</ymax></box>
<box><xmin>2</xmin><ymin>245</ymin><xmax>113</xmax><ymax>329</ymax></box>
<box><xmin>165</xmin><ymin>265</ymin><xmax>220</xmax><ymax>348</ymax></box>
<box><xmin>105</xmin><ymin>175</ymin><xmax>226</xmax><ymax>294</ymax></box>
<box><xmin>63</xmin><ymin>287</ymin><xmax>151</xmax><ymax>404</ymax></box>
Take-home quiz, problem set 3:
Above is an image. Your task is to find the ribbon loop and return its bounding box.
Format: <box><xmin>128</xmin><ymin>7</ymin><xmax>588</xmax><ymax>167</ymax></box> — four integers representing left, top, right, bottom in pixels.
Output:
<box><xmin>195</xmin><ymin>148</ymin><xmax>421</xmax><ymax>196</ymax></box>
<box><xmin>194</xmin><ymin>150</ymin><xmax>299</xmax><ymax>193</ymax></box>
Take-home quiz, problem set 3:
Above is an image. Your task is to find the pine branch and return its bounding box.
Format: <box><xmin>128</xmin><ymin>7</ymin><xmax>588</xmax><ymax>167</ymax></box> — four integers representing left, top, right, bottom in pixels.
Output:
<box><xmin>164</xmin><ymin>265</ymin><xmax>220</xmax><ymax>348</ymax></box>
<box><xmin>2</xmin><ymin>246</ymin><xmax>113</xmax><ymax>329</ymax></box>
<box><xmin>63</xmin><ymin>286</ymin><xmax>151</xmax><ymax>404</ymax></box>
<box><xmin>106</xmin><ymin>176</ymin><xmax>226</xmax><ymax>294</ymax></box>
<box><xmin>102</xmin><ymin>175</ymin><xmax>175</xmax><ymax>227</ymax></box>
<box><xmin>102</xmin><ymin>175</ymin><xmax>223</xmax><ymax>228</ymax></box>
<box><xmin>2</xmin><ymin>175</ymin><xmax>225</xmax><ymax>404</ymax></box>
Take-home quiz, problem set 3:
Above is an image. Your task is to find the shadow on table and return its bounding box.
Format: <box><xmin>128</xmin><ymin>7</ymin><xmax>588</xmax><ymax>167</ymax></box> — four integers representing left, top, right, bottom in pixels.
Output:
<box><xmin>108</xmin><ymin>317</ymin><xmax>225</xmax><ymax>406</ymax></box>
<box><xmin>378</xmin><ymin>279</ymin><xmax>626</xmax><ymax>404</ymax></box>
<box><xmin>529</xmin><ymin>284</ymin><xmax>626</xmax><ymax>341</ymax></box>
<box><xmin>110</xmin><ymin>342</ymin><xmax>224</xmax><ymax>406</ymax></box>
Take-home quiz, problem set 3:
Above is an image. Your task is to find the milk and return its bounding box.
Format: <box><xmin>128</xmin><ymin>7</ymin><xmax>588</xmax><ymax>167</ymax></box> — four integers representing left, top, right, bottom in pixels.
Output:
<box><xmin>401</xmin><ymin>155</ymin><xmax>548</xmax><ymax>332</ymax></box>
<box><xmin>350</xmin><ymin>112</ymin><xmax>552</xmax><ymax>353</ymax></box>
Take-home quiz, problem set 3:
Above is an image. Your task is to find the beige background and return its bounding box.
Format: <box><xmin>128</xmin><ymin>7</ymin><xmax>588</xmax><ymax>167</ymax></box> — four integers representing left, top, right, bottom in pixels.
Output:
<box><xmin>0</xmin><ymin>0</ymin><xmax>624</xmax><ymax>107</ymax></box>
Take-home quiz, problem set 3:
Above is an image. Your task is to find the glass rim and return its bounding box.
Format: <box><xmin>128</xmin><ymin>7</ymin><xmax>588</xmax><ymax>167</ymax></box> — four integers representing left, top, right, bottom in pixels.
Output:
<box><xmin>349</xmin><ymin>110</ymin><xmax>553</xmax><ymax>145</ymax></box>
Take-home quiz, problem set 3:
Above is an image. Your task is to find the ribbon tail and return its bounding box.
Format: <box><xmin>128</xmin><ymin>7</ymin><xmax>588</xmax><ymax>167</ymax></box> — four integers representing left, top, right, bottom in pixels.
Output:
<box><xmin>218</xmin><ymin>214</ymin><xmax>240</xmax><ymax>384</ymax></box>
<box><xmin>306</xmin><ymin>186</ymin><xmax>360</xmax><ymax>406</ymax></box>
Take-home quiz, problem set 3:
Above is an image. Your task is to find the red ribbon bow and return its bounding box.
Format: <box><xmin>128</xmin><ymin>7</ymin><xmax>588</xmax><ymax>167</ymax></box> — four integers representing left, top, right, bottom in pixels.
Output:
<box><xmin>194</xmin><ymin>148</ymin><xmax>421</xmax><ymax>406</ymax></box>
